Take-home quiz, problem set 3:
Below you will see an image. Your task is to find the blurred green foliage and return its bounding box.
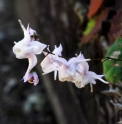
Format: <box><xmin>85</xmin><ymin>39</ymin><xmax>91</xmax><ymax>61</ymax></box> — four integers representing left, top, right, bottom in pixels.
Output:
<box><xmin>103</xmin><ymin>38</ymin><xmax>122</xmax><ymax>83</ymax></box>
<box><xmin>83</xmin><ymin>18</ymin><xmax>96</xmax><ymax>36</ymax></box>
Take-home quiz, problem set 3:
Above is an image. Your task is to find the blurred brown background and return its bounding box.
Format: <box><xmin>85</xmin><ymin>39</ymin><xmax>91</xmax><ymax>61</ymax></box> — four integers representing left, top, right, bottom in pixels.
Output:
<box><xmin>0</xmin><ymin>0</ymin><xmax>119</xmax><ymax>124</ymax></box>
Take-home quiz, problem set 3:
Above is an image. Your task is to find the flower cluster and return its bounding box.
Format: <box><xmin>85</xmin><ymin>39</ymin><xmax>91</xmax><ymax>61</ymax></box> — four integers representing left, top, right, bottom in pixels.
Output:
<box><xmin>13</xmin><ymin>20</ymin><xmax>108</xmax><ymax>90</ymax></box>
<box><xmin>13</xmin><ymin>20</ymin><xmax>47</xmax><ymax>85</ymax></box>
<box><xmin>41</xmin><ymin>45</ymin><xmax>108</xmax><ymax>91</ymax></box>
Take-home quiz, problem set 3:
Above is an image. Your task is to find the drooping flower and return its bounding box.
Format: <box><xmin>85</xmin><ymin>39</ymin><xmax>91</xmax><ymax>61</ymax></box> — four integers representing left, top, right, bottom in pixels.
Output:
<box><xmin>12</xmin><ymin>21</ymin><xmax>109</xmax><ymax>89</ymax></box>
<box><xmin>72</xmin><ymin>54</ymin><xmax>108</xmax><ymax>91</ymax></box>
<box><xmin>41</xmin><ymin>51</ymin><xmax>91</xmax><ymax>82</ymax></box>
<box><xmin>23</xmin><ymin>72</ymin><xmax>39</xmax><ymax>86</ymax></box>
<box><xmin>55</xmin><ymin>53</ymin><xmax>90</xmax><ymax>82</ymax></box>
<box><xmin>13</xmin><ymin>20</ymin><xmax>47</xmax><ymax>76</ymax></box>
<box><xmin>41</xmin><ymin>44</ymin><xmax>63</xmax><ymax>80</ymax></box>
<box><xmin>73</xmin><ymin>71</ymin><xmax>107</xmax><ymax>88</ymax></box>
<box><xmin>41</xmin><ymin>44</ymin><xmax>108</xmax><ymax>90</ymax></box>
<box><xmin>13</xmin><ymin>20</ymin><xmax>47</xmax><ymax>59</ymax></box>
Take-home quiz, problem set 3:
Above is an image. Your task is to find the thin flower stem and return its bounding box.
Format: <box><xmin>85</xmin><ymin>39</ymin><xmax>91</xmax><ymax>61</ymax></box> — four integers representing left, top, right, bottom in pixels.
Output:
<box><xmin>90</xmin><ymin>57</ymin><xmax>122</xmax><ymax>62</ymax></box>
<box><xmin>41</xmin><ymin>49</ymin><xmax>122</xmax><ymax>64</ymax></box>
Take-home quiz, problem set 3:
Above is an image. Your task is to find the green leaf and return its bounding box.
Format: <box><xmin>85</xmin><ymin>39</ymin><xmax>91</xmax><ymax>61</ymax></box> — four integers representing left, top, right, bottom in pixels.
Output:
<box><xmin>83</xmin><ymin>18</ymin><xmax>96</xmax><ymax>36</ymax></box>
<box><xmin>103</xmin><ymin>38</ymin><xmax>122</xmax><ymax>83</ymax></box>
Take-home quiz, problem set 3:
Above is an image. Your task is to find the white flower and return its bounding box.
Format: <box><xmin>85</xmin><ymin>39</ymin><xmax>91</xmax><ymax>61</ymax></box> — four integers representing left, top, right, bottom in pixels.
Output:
<box><xmin>29</xmin><ymin>27</ymin><xmax>37</xmax><ymax>36</ymax></box>
<box><xmin>74</xmin><ymin>72</ymin><xmax>105</xmax><ymax>87</ymax></box>
<box><xmin>52</xmin><ymin>44</ymin><xmax>62</xmax><ymax>56</ymax></box>
<box><xmin>23</xmin><ymin>72</ymin><xmax>39</xmax><ymax>86</ymax></box>
<box><xmin>72</xmin><ymin>55</ymin><xmax>108</xmax><ymax>91</ymax></box>
<box><xmin>41</xmin><ymin>50</ymin><xmax>91</xmax><ymax>82</ymax></box>
<box><xmin>41</xmin><ymin>44</ymin><xmax>63</xmax><ymax>80</ymax></box>
<box><xmin>58</xmin><ymin>64</ymin><xmax>73</xmax><ymax>82</ymax></box>
<box><xmin>13</xmin><ymin>20</ymin><xmax>47</xmax><ymax>75</ymax></box>
<box><xmin>55</xmin><ymin>53</ymin><xmax>90</xmax><ymax>82</ymax></box>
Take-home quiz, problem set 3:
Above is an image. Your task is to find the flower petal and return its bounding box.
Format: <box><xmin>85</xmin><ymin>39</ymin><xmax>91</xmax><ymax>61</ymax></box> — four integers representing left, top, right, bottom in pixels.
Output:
<box><xmin>55</xmin><ymin>56</ymin><xmax>67</xmax><ymax>65</ymax></box>
<box><xmin>87</xmin><ymin>71</ymin><xmax>108</xmax><ymax>84</ymax></box>
<box><xmin>54</xmin><ymin>70</ymin><xmax>58</xmax><ymax>80</ymax></box>
<box><xmin>29</xmin><ymin>28</ymin><xmax>37</xmax><ymax>35</ymax></box>
<box><xmin>18</xmin><ymin>20</ymin><xmax>30</xmax><ymax>45</ymax></box>
<box><xmin>23</xmin><ymin>72</ymin><xmax>39</xmax><ymax>86</ymax></box>
<box><xmin>23</xmin><ymin>73</ymin><xmax>32</xmax><ymax>82</ymax></box>
<box><xmin>42</xmin><ymin>67</ymin><xmax>58</xmax><ymax>75</ymax></box>
<box><xmin>41</xmin><ymin>54</ymin><xmax>53</xmax><ymax>72</ymax></box>
<box><xmin>25</xmin><ymin>54</ymin><xmax>37</xmax><ymax>75</ymax></box>
<box><xmin>75</xmin><ymin>81</ymin><xmax>84</xmax><ymax>88</ymax></box>
<box><xmin>32</xmin><ymin>72</ymin><xmax>39</xmax><ymax>86</ymax></box>
<box><xmin>22</xmin><ymin>46</ymin><xmax>35</xmax><ymax>54</ymax></box>
<box><xmin>30</xmin><ymin>41</ymin><xmax>47</xmax><ymax>54</ymax></box>
<box><xmin>52</xmin><ymin>44</ymin><xmax>63</xmax><ymax>56</ymax></box>
<box><xmin>58</xmin><ymin>65</ymin><xmax>72</xmax><ymax>82</ymax></box>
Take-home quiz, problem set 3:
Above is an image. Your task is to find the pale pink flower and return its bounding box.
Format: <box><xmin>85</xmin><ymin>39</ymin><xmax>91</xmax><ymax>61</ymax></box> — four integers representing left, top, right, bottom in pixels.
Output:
<box><xmin>41</xmin><ymin>51</ymin><xmax>90</xmax><ymax>82</ymax></box>
<box><xmin>74</xmin><ymin>71</ymin><xmax>107</xmax><ymax>92</ymax></box>
<box><xmin>41</xmin><ymin>44</ymin><xmax>63</xmax><ymax>80</ymax></box>
<box><xmin>55</xmin><ymin>53</ymin><xmax>90</xmax><ymax>82</ymax></box>
<box><xmin>13</xmin><ymin>20</ymin><xmax>47</xmax><ymax>75</ymax></box>
<box><xmin>23</xmin><ymin>72</ymin><xmax>39</xmax><ymax>86</ymax></box>
<box><xmin>28</xmin><ymin>27</ymin><xmax>37</xmax><ymax>36</ymax></box>
<box><xmin>72</xmin><ymin>54</ymin><xmax>108</xmax><ymax>91</ymax></box>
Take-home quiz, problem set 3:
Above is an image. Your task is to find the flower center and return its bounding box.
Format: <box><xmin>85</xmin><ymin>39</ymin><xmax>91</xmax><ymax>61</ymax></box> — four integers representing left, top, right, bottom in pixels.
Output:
<box><xmin>17</xmin><ymin>49</ymin><xmax>21</xmax><ymax>52</ymax></box>
<box><xmin>28</xmin><ymin>76</ymin><xmax>34</xmax><ymax>84</ymax></box>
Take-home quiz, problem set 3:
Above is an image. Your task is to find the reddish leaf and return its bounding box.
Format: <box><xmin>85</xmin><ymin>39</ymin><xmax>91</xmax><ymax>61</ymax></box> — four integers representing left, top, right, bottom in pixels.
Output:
<box><xmin>87</xmin><ymin>0</ymin><xmax>104</xmax><ymax>19</ymax></box>
<box><xmin>81</xmin><ymin>8</ymin><xmax>109</xmax><ymax>44</ymax></box>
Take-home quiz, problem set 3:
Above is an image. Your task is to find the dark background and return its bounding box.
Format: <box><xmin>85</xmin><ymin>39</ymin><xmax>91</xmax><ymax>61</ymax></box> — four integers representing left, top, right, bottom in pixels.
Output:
<box><xmin>0</xmin><ymin>0</ymin><xmax>120</xmax><ymax>124</ymax></box>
